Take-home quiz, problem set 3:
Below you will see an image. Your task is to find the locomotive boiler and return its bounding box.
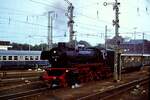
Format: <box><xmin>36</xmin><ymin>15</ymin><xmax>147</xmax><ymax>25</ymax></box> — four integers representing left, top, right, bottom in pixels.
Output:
<box><xmin>41</xmin><ymin>43</ymin><xmax>105</xmax><ymax>68</ymax></box>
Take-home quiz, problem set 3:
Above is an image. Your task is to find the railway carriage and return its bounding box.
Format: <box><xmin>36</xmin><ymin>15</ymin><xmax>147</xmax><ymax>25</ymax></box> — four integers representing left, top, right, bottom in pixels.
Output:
<box><xmin>121</xmin><ymin>54</ymin><xmax>143</xmax><ymax>72</ymax></box>
<box><xmin>121</xmin><ymin>54</ymin><xmax>150</xmax><ymax>72</ymax></box>
<box><xmin>143</xmin><ymin>54</ymin><xmax>150</xmax><ymax>66</ymax></box>
<box><xmin>0</xmin><ymin>50</ymin><xmax>49</xmax><ymax>70</ymax></box>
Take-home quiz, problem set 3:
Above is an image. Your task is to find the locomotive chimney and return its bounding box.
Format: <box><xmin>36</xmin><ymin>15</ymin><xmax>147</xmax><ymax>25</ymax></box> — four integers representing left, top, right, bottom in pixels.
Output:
<box><xmin>58</xmin><ymin>42</ymin><xmax>66</xmax><ymax>49</ymax></box>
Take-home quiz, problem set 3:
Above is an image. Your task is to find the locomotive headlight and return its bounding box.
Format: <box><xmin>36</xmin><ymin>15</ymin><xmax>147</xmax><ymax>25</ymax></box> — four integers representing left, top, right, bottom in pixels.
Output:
<box><xmin>54</xmin><ymin>58</ymin><xmax>57</xmax><ymax>61</ymax></box>
<box><xmin>53</xmin><ymin>76</ymin><xmax>56</xmax><ymax>79</ymax></box>
<box><xmin>66</xmin><ymin>70</ymin><xmax>69</xmax><ymax>72</ymax></box>
<box><xmin>53</xmin><ymin>50</ymin><xmax>56</xmax><ymax>54</ymax></box>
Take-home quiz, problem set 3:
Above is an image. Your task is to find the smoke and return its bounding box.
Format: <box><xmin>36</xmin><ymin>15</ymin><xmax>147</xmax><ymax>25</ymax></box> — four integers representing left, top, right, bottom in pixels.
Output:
<box><xmin>46</xmin><ymin>0</ymin><xmax>68</xmax><ymax>37</ymax></box>
<box><xmin>44</xmin><ymin>0</ymin><xmax>81</xmax><ymax>42</ymax></box>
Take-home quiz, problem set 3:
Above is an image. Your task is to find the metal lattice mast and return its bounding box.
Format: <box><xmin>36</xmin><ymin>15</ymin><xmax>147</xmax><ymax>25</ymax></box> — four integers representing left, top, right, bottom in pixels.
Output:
<box><xmin>105</xmin><ymin>25</ymin><xmax>108</xmax><ymax>50</ymax></box>
<box><xmin>64</xmin><ymin>0</ymin><xmax>75</xmax><ymax>43</ymax></box>
<box><xmin>68</xmin><ymin>3</ymin><xmax>74</xmax><ymax>43</ymax></box>
<box><xmin>47</xmin><ymin>11</ymin><xmax>55</xmax><ymax>50</ymax></box>
<box><xmin>104</xmin><ymin>0</ymin><xmax>121</xmax><ymax>82</ymax></box>
<box><xmin>113</xmin><ymin>0</ymin><xmax>121</xmax><ymax>82</ymax></box>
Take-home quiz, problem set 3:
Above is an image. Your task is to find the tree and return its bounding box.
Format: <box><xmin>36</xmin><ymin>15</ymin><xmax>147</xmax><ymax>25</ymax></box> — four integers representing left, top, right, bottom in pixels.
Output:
<box><xmin>78</xmin><ymin>40</ymin><xmax>91</xmax><ymax>47</ymax></box>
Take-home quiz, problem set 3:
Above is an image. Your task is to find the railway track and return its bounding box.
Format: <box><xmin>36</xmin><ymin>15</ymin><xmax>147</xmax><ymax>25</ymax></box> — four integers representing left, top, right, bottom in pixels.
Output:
<box><xmin>16</xmin><ymin>69</ymin><xmax>149</xmax><ymax>100</ymax></box>
<box><xmin>0</xmin><ymin>69</ymin><xmax>149</xmax><ymax>100</ymax></box>
<box><xmin>0</xmin><ymin>70</ymin><xmax>44</xmax><ymax>79</ymax></box>
<box><xmin>0</xmin><ymin>76</ymin><xmax>40</xmax><ymax>88</ymax></box>
<box><xmin>77</xmin><ymin>76</ymin><xmax>149</xmax><ymax>100</ymax></box>
<box><xmin>0</xmin><ymin>70</ymin><xmax>43</xmax><ymax>88</ymax></box>
<box><xmin>0</xmin><ymin>87</ymin><xmax>48</xmax><ymax>100</ymax></box>
<box><xmin>0</xmin><ymin>81</ymin><xmax>47</xmax><ymax>100</ymax></box>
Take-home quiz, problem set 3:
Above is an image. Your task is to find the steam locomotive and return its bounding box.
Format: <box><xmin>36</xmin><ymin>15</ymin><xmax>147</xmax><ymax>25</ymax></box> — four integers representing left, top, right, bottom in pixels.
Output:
<box><xmin>41</xmin><ymin>43</ymin><xmax>114</xmax><ymax>87</ymax></box>
<box><xmin>41</xmin><ymin>43</ymin><xmax>149</xmax><ymax>87</ymax></box>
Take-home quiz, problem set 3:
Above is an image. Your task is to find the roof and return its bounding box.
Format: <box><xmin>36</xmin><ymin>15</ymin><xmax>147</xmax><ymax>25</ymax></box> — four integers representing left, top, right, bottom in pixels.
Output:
<box><xmin>121</xmin><ymin>53</ymin><xmax>150</xmax><ymax>57</ymax></box>
<box><xmin>126</xmin><ymin>39</ymin><xmax>148</xmax><ymax>44</ymax></box>
<box><xmin>0</xmin><ymin>50</ymin><xmax>41</xmax><ymax>56</ymax></box>
<box><xmin>0</xmin><ymin>41</ymin><xmax>10</xmax><ymax>46</ymax></box>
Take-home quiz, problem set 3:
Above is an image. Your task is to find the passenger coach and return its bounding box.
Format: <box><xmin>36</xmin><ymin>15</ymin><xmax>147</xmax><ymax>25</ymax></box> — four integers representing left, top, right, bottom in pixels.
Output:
<box><xmin>0</xmin><ymin>50</ymin><xmax>49</xmax><ymax>70</ymax></box>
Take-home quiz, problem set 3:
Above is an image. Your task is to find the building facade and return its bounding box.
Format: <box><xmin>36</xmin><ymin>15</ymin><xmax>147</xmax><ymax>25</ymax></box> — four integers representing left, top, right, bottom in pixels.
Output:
<box><xmin>106</xmin><ymin>38</ymin><xmax>150</xmax><ymax>54</ymax></box>
<box><xmin>0</xmin><ymin>41</ymin><xmax>12</xmax><ymax>50</ymax></box>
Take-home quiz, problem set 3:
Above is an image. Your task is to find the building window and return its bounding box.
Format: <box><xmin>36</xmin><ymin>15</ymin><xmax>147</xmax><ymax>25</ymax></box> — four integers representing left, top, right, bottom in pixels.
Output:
<box><xmin>35</xmin><ymin>56</ymin><xmax>39</xmax><ymax>60</ymax></box>
<box><xmin>20</xmin><ymin>56</ymin><xmax>23</xmax><ymax>60</ymax></box>
<box><xmin>14</xmin><ymin>56</ymin><xmax>18</xmax><ymax>60</ymax></box>
<box><xmin>30</xmin><ymin>56</ymin><xmax>34</xmax><ymax>60</ymax></box>
<box><xmin>3</xmin><ymin>56</ymin><xmax>7</xmax><ymax>60</ymax></box>
<box><xmin>8</xmin><ymin>56</ymin><xmax>12</xmax><ymax>60</ymax></box>
<box><xmin>131</xmin><ymin>57</ymin><xmax>134</xmax><ymax>61</ymax></box>
<box><xmin>25</xmin><ymin>56</ymin><xmax>29</xmax><ymax>60</ymax></box>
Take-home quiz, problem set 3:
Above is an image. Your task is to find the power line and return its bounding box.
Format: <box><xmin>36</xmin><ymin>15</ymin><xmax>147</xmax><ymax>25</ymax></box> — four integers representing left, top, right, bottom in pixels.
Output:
<box><xmin>0</xmin><ymin>30</ymin><xmax>67</xmax><ymax>39</ymax></box>
<box><xmin>1</xmin><ymin>16</ymin><xmax>143</xmax><ymax>37</ymax></box>
<box><xmin>30</xmin><ymin>0</ymin><xmax>66</xmax><ymax>11</ymax></box>
<box><xmin>0</xmin><ymin>7</ymin><xmax>42</xmax><ymax>16</ymax></box>
<box><xmin>0</xmin><ymin>16</ymin><xmax>67</xmax><ymax>32</ymax></box>
<box><xmin>1</xmin><ymin>15</ymin><xmax>149</xmax><ymax>37</ymax></box>
<box><xmin>26</xmin><ymin>0</ymin><xmax>135</xmax><ymax>31</ymax></box>
<box><xmin>29</xmin><ymin>0</ymin><xmax>113</xmax><ymax>25</ymax></box>
<box><xmin>0</xmin><ymin>12</ymin><xmax>112</xmax><ymax>33</ymax></box>
<box><xmin>0</xmin><ymin>16</ymin><xmax>105</xmax><ymax>34</ymax></box>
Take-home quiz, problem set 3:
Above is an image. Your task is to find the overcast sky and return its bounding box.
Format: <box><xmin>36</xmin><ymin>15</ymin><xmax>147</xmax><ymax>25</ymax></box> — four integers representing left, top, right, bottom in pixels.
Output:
<box><xmin>0</xmin><ymin>0</ymin><xmax>150</xmax><ymax>46</ymax></box>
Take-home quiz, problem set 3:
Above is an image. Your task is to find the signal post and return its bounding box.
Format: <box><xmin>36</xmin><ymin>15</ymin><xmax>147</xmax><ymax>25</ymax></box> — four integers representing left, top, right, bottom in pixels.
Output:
<box><xmin>104</xmin><ymin>0</ymin><xmax>121</xmax><ymax>82</ymax></box>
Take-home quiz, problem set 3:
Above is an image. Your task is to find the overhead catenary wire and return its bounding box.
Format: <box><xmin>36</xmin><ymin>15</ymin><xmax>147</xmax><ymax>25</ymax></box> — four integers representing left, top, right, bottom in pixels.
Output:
<box><xmin>0</xmin><ymin>16</ymin><xmax>67</xmax><ymax>32</ymax></box>
<box><xmin>29</xmin><ymin>0</ymin><xmax>136</xmax><ymax>31</ymax></box>
<box><xmin>1</xmin><ymin>16</ymin><xmax>150</xmax><ymax>41</ymax></box>
<box><xmin>1</xmin><ymin>15</ymin><xmax>150</xmax><ymax>35</ymax></box>
<box><xmin>0</xmin><ymin>4</ymin><xmax>134</xmax><ymax>32</ymax></box>
<box><xmin>0</xmin><ymin>0</ymin><xmax>150</xmax><ymax>44</ymax></box>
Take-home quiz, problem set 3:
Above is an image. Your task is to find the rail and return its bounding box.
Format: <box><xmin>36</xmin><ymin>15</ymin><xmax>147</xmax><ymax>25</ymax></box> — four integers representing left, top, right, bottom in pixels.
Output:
<box><xmin>77</xmin><ymin>76</ymin><xmax>149</xmax><ymax>100</ymax></box>
<box><xmin>0</xmin><ymin>80</ymin><xmax>47</xmax><ymax>100</ymax></box>
<box><xmin>0</xmin><ymin>87</ymin><xmax>48</xmax><ymax>100</ymax></box>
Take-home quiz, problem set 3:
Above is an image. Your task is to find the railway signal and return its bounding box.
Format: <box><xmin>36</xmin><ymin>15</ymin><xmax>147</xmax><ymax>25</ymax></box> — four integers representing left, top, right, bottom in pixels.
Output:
<box><xmin>64</xmin><ymin>0</ymin><xmax>75</xmax><ymax>47</ymax></box>
<box><xmin>47</xmin><ymin>11</ymin><xmax>56</xmax><ymax>50</ymax></box>
<box><xmin>104</xmin><ymin>0</ymin><xmax>121</xmax><ymax>82</ymax></box>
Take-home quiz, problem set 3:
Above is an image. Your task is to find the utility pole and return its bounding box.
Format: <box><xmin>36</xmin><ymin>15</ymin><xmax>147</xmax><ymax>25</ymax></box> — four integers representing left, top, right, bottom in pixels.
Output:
<box><xmin>105</xmin><ymin>25</ymin><xmax>107</xmax><ymax>50</ymax></box>
<box><xmin>133</xmin><ymin>27</ymin><xmax>137</xmax><ymax>53</ymax></box>
<box><xmin>47</xmin><ymin>11</ymin><xmax>55</xmax><ymax>50</ymax></box>
<box><xmin>68</xmin><ymin>3</ymin><xmax>74</xmax><ymax>43</ymax></box>
<box><xmin>142</xmin><ymin>33</ymin><xmax>145</xmax><ymax>67</ymax></box>
<box><xmin>104</xmin><ymin>0</ymin><xmax>121</xmax><ymax>82</ymax></box>
<box><xmin>142</xmin><ymin>33</ymin><xmax>144</xmax><ymax>54</ymax></box>
<box><xmin>64</xmin><ymin>0</ymin><xmax>75</xmax><ymax>46</ymax></box>
<box><xmin>28</xmin><ymin>35</ymin><xmax>32</xmax><ymax>51</ymax></box>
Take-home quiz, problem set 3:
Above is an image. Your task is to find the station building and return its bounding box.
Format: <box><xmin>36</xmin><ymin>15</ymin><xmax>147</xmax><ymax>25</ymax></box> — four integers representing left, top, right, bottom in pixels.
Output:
<box><xmin>106</xmin><ymin>37</ymin><xmax>150</xmax><ymax>54</ymax></box>
<box><xmin>120</xmin><ymin>40</ymin><xmax>150</xmax><ymax>54</ymax></box>
<box><xmin>0</xmin><ymin>41</ymin><xmax>12</xmax><ymax>50</ymax></box>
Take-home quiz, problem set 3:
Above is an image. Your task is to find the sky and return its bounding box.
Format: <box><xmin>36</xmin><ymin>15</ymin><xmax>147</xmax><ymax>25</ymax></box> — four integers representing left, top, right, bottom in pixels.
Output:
<box><xmin>0</xmin><ymin>0</ymin><xmax>150</xmax><ymax>46</ymax></box>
